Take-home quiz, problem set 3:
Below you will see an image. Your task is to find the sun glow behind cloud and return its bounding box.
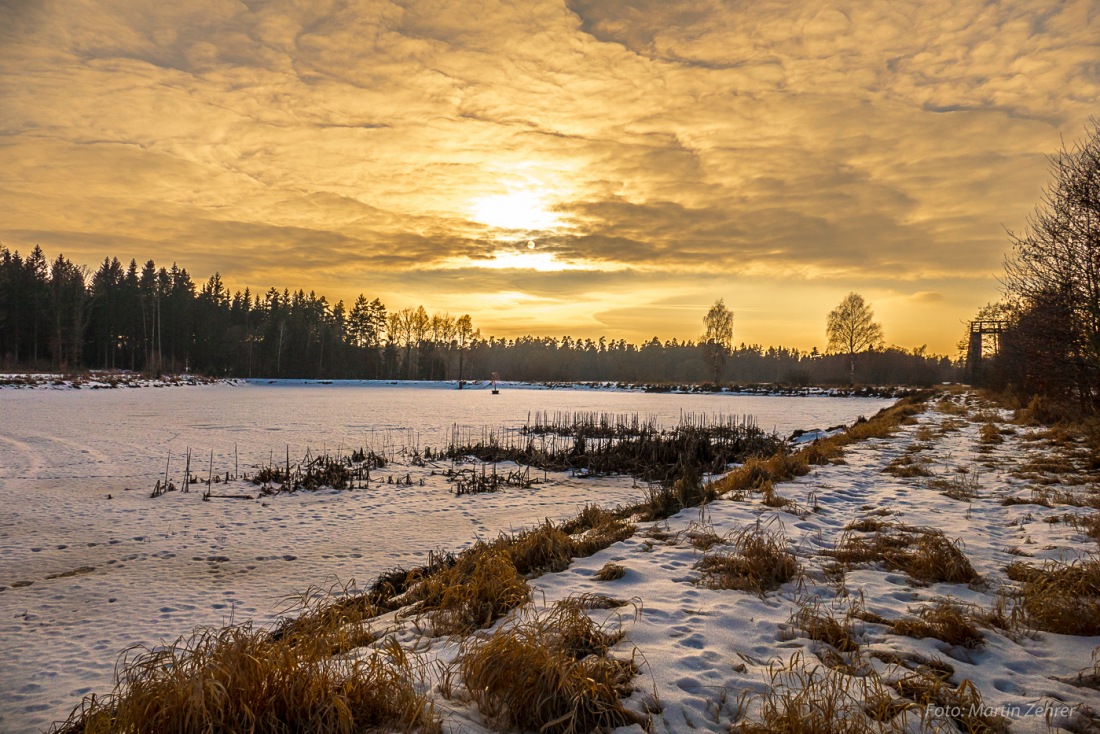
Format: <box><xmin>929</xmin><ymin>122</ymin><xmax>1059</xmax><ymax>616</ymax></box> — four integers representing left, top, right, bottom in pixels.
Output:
<box><xmin>469</xmin><ymin>190</ymin><xmax>562</xmax><ymax>231</ymax></box>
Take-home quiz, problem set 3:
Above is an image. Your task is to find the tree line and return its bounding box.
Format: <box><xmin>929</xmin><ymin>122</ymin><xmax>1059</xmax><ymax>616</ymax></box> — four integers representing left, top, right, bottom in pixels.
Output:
<box><xmin>979</xmin><ymin>118</ymin><xmax>1100</xmax><ymax>413</ymax></box>
<box><xmin>0</xmin><ymin>246</ymin><xmax>957</xmax><ymax>385</ymax></box>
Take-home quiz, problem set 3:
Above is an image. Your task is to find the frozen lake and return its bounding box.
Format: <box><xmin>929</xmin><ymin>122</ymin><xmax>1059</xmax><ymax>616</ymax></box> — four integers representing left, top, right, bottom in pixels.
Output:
<box><xmin>0</xmin><ymin>382</ymin><xmax>890</xmax><ymax>732</ymax></box>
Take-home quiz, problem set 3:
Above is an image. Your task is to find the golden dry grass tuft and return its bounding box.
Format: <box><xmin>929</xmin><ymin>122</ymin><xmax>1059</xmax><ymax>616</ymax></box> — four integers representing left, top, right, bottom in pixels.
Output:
<box><xmin>449</xmin><ymin>601</ymin><xmax>645</xmax><ymax>734</ymax></box>
<box><xmin>685</xmin><ymin>520</ymin><xmax>726</xmax><ymax>551</ymax></box>
<box><xmin>792</xmin><ymin>604</ymin><xmax>860</xmax><ymax>653</ymax></box>
<box><xmin>1007</xmin><ymin>558</ymin><xmax>1100</xmax><ymax>635</ymax></box>
<box><xmin>891</xmin><ymin>673</ymin><xmax>1009</xmax><ymax>733</ymax></box>
<box><xmin>594</xmin><ymin>562</ymin><xmax>626</xmax><ymax>581</ymax></box>
<box><xmin>715</xmin><ymin>451</ymin><xmax>811</xmax><ymax>495</ymax></box>
<box><xmin>697</xmin><ymin>524</ymin><xmax>801</xmax><ymax>595</ymax></box>
<box><xmin>760</xmin><ymin>481</ymin><xmax>797</xmax><ymax>510</ymax></box>
<box><xmin>844</xmin><ymin>517</ymin><xmax>891</xmax><ymax>533</ymax></box>
<box><xmin>828</xmin><ymin>525</ymin><xmax>979</xmax><ymax>585</ymax></box>
<box><xmin>889</xmin><ymin>600</ymin><xmax>984</xmax><ymax>648</ymax></box>
<box><xmin>1000</xmin><ymin>490</ymin><xmax>1053</xmax><ymax>508</ymax></box>
<box><xmin>411</xmin><ymin>546</ymin><xmax>530</xmax><ymax>635</ymax></box>
<box><xmin>572</xmin><ymin>517</ymin><xmax>636</xmax><ymax>558</ymax></box>
<box><xmin>50</xmin><ymin>628</ymin><xmax>439</xmax><ymax>734</ymax></box>
<box><xmin>979</xmin><ymin>422</ymin><xmax>1005</xmax><ymax>447</ymax></box>
<box><xmin>732</xmin><ymin>651</ymin><xmax>912</xmax><ymax>734</ymax></box>
<box><xmin>505</xmin><ymin>521</ymin><xmax>575</xmax><ymax>576</ymax></box>
<box><xmin>270</xmin><ymin>580</ymin><xmax>382</xmax><ymax>655</ymax></box>
<box><xmin>928</xmin><ymin>472</ymin><xmax>981</xmax><ymax>502</ymax></box>
<box><xmin>882</xmin><ymin>454</ymin><xmax>933</xmax><ymax>478</ymax></box>
<box><xmin>936</xmin><ymin>398</ymin><xmax>971</xmax><ymax>417</ymax></box>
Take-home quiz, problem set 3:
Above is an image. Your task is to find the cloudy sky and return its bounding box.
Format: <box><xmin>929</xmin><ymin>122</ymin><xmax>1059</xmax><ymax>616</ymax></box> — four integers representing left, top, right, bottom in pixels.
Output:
<box><xmin>1</xmin><ymin>0</ymin><xmax>1096</xmax><ymax>353</ymax></box>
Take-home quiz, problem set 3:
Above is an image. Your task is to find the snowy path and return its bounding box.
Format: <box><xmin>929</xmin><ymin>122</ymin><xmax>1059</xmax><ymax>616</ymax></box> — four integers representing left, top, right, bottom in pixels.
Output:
<box><xmin>421</xmin><ymin>394</ymin><xmax>1100</xmax><ymax>733</ymax></box>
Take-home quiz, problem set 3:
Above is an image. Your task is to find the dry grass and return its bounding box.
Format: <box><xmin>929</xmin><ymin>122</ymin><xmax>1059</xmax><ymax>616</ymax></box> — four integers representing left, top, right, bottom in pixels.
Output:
<box><xmin>1067</xmin><ymin>513</ymin><xmax>1100</xmax><ymax>541</ymax></box>
<box><xmin>870</xmin><ymin>651</ymin><xmax>955</xmax><ymax>680</ymax></box>
<box><xmin>557</xmin><ymin>592</ymin><xmax>631</xmax><ymax>611</ymax></box>
<box><xmin>928</xmin><ymin>472</ymin><xmax>981</xmax><ymax>502</ymax></box>
<box><xmin>828</xmin><ymin>525</ymin><xmax>979</xmax><ymax>585</ymax></box>
<box><xmin>716</xmin><ymin>451</ymin><xmax>811</xmax><ymax>495</ymax></box>
<box><xmin>1000</xmin><ymin>490</ymin><xmax>1053</xmax><ymax>508</ymax></box>
<box><xmin>685</xmin><ymin>521</ymin><xmax>726</xmax><ymax>551</ymax></box>
<box><xmin>697</xmin><ymin>524</ymin><xmax>801</xmax><ymax>595</ymax></box>
<box><xmin>506</xmin><ymin>521</ymin><xmax>575</xmax><ymax>576</ymax></box>
<box><xmin>594</xmin><ymin>562</ymin><xmax>626</xmax><ymax>581</ymax></box>
<box><xmin>936</xmin><ymin>398</ymin><xmax>970</xmax><ymax>417</ymax></box>
<box><xmin>889</xmin><ymin>600</ymin><xmax>984</xmax><ymax>648</ymax></box>
<box><xmin>1007</xmin><ymin>558</ymin><xmax>1100</xmax><ymax>635</ymax></box>
<box><xmin>1062</xmin><ymin>649</ymin><xmax>1100</xmax><ymax>690</ymax></box>
<box><xmin>632</xmin><ymin>468</ymin><xmax>719</xmax><ymax>521</ymax></box>
<box><xmin>271</xmin><ymin>581</ymin><xmax>381</xmax><ymax>655</ymax></box>
<box><xmin>448</xmin><ymin>601</ymin><xmax>644</xmax><ymax>734</ymax></box>
<box><xmin>573</xmin><ymin>518</ymin><xmax>637</xmax><ymax>558</ymax></box>
<box><xmin>792</xmin><ymin>604</ymin><xmax>860</xmax><ymax>653</ymax></box>
<box><xmin>891</xmin><ymin>672</ymin><xmax>1009</xmax><ymax>733</ymax></box>
<box><xmin>50</xmin><ymin>628</ymin><xmax>439</xmax><ymax>734</ymax></box>
<box><xmin>732</xmin><ymin>651</ymin><xmax>913</xmax><ymax>734</ymax></box>
<box><xmin>844</xmin><ymin>517</ymin><xmax>891</xmax><ymax>533</ymax></box>
<box><xmin>760</xmin><ymin>481</ymin><xmax>797</xmax><ymax>510</ymax></box>
<box><xmin>559</xmin><ymin>503</ymin><xmax>620</xmax><ymax>534</ymax></box>
<box><xmin>882</xmin><ymin>455</ymin><xmax>932</xmax><ymax>478</ymax></box>
<box><xmin>410</xmin><ymin>546</ymin><xmax>530</xmax><ymax>635</ymax></box>
<box><xmin>979</xmin><ymin>423</ymin><xmax>1005</xmax><ymax>447</ymax></box>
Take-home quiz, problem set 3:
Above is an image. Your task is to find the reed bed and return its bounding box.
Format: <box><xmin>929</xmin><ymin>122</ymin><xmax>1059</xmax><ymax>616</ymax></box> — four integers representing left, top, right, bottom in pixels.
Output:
<box><xmin>447</xmin><ymin>412</ymin><xmax>780</xmax><ymax>482</ymax></box>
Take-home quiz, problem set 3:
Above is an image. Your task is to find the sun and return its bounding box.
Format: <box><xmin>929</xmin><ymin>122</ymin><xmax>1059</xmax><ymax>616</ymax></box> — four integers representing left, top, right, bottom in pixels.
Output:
<box><xmin>469</xmin><ymin>190</ymin><xmax>560</xmax><ymax>231</ymax></box>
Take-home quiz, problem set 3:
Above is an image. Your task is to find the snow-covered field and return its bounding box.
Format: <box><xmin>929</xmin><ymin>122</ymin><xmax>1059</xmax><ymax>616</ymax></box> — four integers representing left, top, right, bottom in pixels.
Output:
<box><xmin>0</xmin><ymin>382</ymin><xmax>886</xmax><ymax>733</ymax></box>
<box><xmin>361</xmin><ymin>392</ymin><xmax>1100</xmax><ymax>734</ymax></box>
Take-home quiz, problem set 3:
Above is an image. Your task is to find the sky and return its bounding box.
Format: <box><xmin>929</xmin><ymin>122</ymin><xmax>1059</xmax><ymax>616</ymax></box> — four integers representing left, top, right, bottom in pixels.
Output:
<box><xmin>1</xmin><ymin>1</ymin><xmax>1097</xmax><ymax>355</ymax></box>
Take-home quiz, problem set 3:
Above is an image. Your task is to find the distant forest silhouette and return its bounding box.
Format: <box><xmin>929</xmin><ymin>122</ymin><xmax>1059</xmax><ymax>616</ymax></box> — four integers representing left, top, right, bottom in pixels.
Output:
<box><xmin>0</xmin><ymin>246</ymin><xmax>958</xmax><ymax>386</ymax></box>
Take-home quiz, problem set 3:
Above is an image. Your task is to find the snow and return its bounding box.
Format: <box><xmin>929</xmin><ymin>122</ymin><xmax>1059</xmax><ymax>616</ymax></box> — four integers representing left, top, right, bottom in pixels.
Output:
<box><xmin>14</xmin><ymin>387</ymin><xmax>1096</xmax><ymax>733</ymax></box>
<box><xmin>0</xmin><ymin>384</ymin><xmax>885</xmax><ymax>733</ymax></box>
<box><xmin>521</xmin><ymin>397</ymin><xmax>1100</xmax><ymax>733</ymax></box>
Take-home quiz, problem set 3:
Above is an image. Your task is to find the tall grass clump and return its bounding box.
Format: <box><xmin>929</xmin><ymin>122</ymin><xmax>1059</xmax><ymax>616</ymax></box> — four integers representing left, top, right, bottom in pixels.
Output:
<box><xmin>50</xmin><ymin>628</ymin><xmax>438</xmax><ymax>734</ymax></box>
<box><xmin>829</xmin><ymin>525</ymin><xmax>978</xmax><ymax>585</ymax></box>
<box><xmin>733</xmin><ymin>651</ymin><xmax>910</xmax><ymax>734</ymax></box>
<box><xmin>410</xmin><ymin>546</ymin><xmax>530</xmax><ymax>635</ymax></box>
<box><xmin>1008</xmin><ymin>558</ymin><xmax>1100</xmax><ymax>635</ymax></box>
<box><xmin>448</xmin><ymin>601</ymin><xmax>645</xmax><ymax>734</ymax></box>
<box><xmin>697</xmin><ymin>524</ymin><xmax>801</xmax><ymax>594</ymax></box>
<box><xmin>889</xmin><ymin>600</ymin><xmax>985</xmax><ymax>648</ymax></box>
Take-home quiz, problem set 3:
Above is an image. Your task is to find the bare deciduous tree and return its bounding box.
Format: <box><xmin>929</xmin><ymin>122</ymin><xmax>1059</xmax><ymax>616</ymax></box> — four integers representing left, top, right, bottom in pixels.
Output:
<box><xmin>702</xmin><ymin>298</ymin><xmax>734</xmax><ymax>384</ymax></box>
<box><xmin>1002</xmin><ymin>118</ymin><xmax>1100</xmax><ymax>409</ymax></box>
<box><xmin>826</xmin><ymin>292</ymin><xmax>884</xmax><ymax>385</ymax></box>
